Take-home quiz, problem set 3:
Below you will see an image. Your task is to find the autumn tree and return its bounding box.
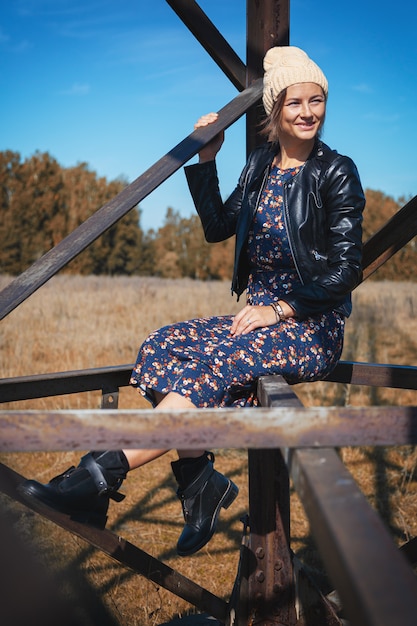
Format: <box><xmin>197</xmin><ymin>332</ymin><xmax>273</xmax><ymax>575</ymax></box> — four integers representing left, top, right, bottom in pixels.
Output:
<box><xmin>1</xmin><ymin>150</ymin><xmax>415</xmax><ymax>282</ymax></box>
<box><xmin>152</xmin><ymin>207</ymin><xmax>234</xmax><ymax>280</ymax></box>
<box><xmin>0</xmin><ymin>151</ymin><xmax>67</xmax><ymax>273</ymax></box>
<box><xmin>0</xmin><ymin>151</ymin><xmax>23</xmax><ymax>274</ymax></box>
<box><xmin>65</xmin><ymin>170</ymin><xmax>143</xmax><ymax>275</ymax></box>
<box><xmin>0</xmin><ymin>151</ymin><xmax>144</xmax><ymax>276</ymax></box>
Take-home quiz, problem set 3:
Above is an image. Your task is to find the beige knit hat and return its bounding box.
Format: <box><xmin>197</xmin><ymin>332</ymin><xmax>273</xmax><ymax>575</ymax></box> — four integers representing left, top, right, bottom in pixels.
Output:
<box><xmin>262</xmin><ymin>46</ymin><xmax>328</xmax><ymax>115</ymax></box>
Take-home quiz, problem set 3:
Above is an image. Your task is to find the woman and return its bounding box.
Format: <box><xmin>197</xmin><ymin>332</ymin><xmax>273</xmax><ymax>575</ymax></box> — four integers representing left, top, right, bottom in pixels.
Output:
<box><xmin>19</xmin><ymin>46</ymin><xmax>365</xmax><ymax>557</ymax></box>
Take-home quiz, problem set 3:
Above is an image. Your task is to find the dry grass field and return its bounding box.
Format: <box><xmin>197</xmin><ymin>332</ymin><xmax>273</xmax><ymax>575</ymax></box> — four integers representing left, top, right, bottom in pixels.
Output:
<box><xmin>1</xmin><ymin>275</ymin><xmax>417</xmax><ymax>625</ymax></box>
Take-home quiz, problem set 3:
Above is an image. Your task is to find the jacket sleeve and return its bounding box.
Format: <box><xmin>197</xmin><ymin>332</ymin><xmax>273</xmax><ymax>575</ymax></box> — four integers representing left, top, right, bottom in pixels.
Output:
<box><xmin>184</xmin><ymin>160</ymin><xmax>246</xmax><ymax>242</ymax></box>
<box><xmin>283</xmin><ymin>156</ymin><xmax>365</xmax><ymax>319</ymax></box>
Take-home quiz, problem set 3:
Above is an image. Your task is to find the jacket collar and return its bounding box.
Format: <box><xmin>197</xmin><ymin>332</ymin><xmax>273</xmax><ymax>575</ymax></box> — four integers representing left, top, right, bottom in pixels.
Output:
<box><xmin>248</xmin><ymin>138</ymin><xmax>331</xmax><ymax>189</ymax></box>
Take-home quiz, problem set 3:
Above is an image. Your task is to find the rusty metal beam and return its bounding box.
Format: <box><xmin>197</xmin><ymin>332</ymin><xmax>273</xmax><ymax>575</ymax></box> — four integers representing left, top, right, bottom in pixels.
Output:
<box><xmin>245</xmin><ymin>376</ymin><xmax>298</xmax><ymax>625</ymax></box>
<box><xmin>0</xmin><ymin>462</ymin><xmax>229</xmax><ymax>623</ymax></box>
<box><xmin>246</xmin><ymin>0</ymin><xmax>290</xmax><ymax>154</ymax></box>
<box><xmin>0</xmin><ymin>78</ymin><xmax>263</xmax><ymax>322</ymax></box>
<box><xmin>166</xmin><ymin>0</ymin><xmax>246</xmax><ymax>91</ymax></box>
<box><xmin>251</xmin><ymin>377</ymin><xmax>343</xmax><ymax>625</ymax></box>
<box><xmin>289</xmin><ymin>447</ymin><xmax>417</xmax><ymax>626</ymax></box>
<box><xmin>2</xmin><ymin>402</ymin><xmax>417</xmax><ymax>452</ymax></box>
<box><xmin>246</xmin><ymin>0</ymin><xmax>289</xmax><ymax>83</ymax></box>
<box><xmin>257</xmin><ymin>378</ymin><xmax>417</xmax><ymax>626</ymax></box>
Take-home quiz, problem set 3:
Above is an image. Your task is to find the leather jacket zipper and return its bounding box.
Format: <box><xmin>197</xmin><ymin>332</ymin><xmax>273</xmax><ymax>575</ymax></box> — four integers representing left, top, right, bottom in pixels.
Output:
<box><xmin>282</xmin><ymin>182</ymin><xmax>305</xmax><ymax>285</ymax></box>
<box><xmin>253</xmin><ymin>166</ymin><xmax>270</xmax><ymax>217</ymax></box>
<box><xmin>233</xmin><ymin>164</ymin><xmax>270</xmax><ymax>297</ymax></box>
<box><xmin>312</xmin><ymin>250</ymin><xmax>327</xmax><ymax>261</ymax></box>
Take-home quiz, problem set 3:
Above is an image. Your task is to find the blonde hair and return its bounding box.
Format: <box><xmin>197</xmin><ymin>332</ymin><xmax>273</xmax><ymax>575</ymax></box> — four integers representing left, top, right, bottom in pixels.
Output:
<box><xmin>260</xmin><ymin>90</ymin><xmax>287</xmax><ymax>143</ymax></box>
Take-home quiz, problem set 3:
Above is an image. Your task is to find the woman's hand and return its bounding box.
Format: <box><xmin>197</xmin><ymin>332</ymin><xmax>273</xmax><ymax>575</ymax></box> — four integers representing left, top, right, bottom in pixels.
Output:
<box><xmin>230</xmin><ymin>304</ymin><xmax>277</xmax><ymax>336</ymax></box>
<box><xmin>194</xmin><ymin>112</ymin><xmax>224</xmax><ymax>163</ymax></box>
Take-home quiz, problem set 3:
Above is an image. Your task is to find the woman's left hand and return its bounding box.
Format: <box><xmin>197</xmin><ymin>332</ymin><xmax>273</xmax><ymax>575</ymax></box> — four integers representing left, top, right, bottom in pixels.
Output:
<box><xmin>230</xmin><ymin>305</ymin><xmax>277</xmax><ymax>336</ymax></box>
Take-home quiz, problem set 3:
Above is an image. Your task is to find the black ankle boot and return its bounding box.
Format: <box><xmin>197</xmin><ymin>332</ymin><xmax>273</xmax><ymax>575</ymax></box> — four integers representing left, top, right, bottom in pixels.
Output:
<box><xmin>171</xmin><ymin>451</ymin><xmax>239</xmax><ymax>557</ymax></box>
<box><xmin>18</xmin><ymin>451</ymin><xmax>128</xmax><ymax>528</ymax></box>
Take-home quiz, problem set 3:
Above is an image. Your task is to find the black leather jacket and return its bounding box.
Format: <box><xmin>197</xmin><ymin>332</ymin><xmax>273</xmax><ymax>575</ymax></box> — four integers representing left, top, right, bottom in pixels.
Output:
<box><xmin>185</xmin><ymin>139</ymin><xmax>365</xmax><ymax>319</ymax></box>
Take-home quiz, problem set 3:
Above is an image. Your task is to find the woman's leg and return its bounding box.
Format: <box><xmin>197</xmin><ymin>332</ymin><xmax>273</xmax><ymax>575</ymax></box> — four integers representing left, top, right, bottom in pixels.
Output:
<box><xmin>18</xmin><ymin>390</ymin><xmax>238</xmax><ymax>555</ymax></box>
<box><xmin>142</xmin><ymin>393</ymin><xmax>238</xmax><ymax>556</ymax></box>
<box><xmin>18</xmin><ymin>392</ymin><xmax>198</xmax><ymax>520</ymax></box>
<box><xmin>123</xmin><ymin>391</ymin><xmax>205</xmax><ymax>469</ymax></box>
<box><xmin>124</xmin><ymin>390</ymin><xmax>238</xmax><ymax>556</ymax></box>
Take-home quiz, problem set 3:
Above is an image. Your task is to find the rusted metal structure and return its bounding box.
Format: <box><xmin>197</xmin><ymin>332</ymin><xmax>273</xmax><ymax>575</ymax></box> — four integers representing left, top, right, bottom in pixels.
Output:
<box><xmin>1</xmin><ymin>2</ymin><xmax>417</xmax><ymax>625</ymax></box>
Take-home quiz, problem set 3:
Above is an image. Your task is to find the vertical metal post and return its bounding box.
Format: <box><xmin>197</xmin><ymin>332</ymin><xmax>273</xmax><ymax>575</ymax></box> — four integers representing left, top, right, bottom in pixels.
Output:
<box><xmin>240</xmin><ymin>3</ymin><xmax>292</xmax><ymax>623</ymax></box>
<box><xmin>244</xmin><ymin>376</ymin><xmax>298</xmax><ymax>624</ymax></box>
<box><xmin>246</xmin><ymin>0</ymin><xmax>289</xmax><ymax>155</ymax></box>
<box><xmin>246</xmin><ymin>449</ymin><xmax>296</xmax><ymax>625</ymax></box>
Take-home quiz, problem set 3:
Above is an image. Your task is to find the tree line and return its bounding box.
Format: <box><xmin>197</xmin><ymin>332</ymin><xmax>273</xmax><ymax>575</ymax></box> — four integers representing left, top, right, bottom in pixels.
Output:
<box><xmin>0</xmin><ymin>150</ymin><xmax>414</xmax><ymax>280</ymax></box>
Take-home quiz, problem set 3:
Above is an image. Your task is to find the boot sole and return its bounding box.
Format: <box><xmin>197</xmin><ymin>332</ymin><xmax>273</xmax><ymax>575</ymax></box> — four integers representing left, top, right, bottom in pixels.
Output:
<box><xmin>17</xmin><ymin>481</ymin><xmax>108</xmax><ymax>529</ymax></box>
<box><xmin>177</xmin><ymin>479</ymin><xmax>239</xmax><ymax>557</ymax></box>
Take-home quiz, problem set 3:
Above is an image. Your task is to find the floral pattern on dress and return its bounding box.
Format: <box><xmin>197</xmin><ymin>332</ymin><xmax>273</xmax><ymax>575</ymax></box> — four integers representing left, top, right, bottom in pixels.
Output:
<box><xmin>130</xmin><ymin>165</ymin><xmax>345</xmax><ymax>408</ymax></box>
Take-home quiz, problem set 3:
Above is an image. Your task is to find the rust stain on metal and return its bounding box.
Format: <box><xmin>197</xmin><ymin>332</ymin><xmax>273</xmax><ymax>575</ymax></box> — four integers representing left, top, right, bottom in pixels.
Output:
<box><xmin>1</xmin><ymin>406</ymin><xmax>417</xmax><ymax>451</ymax></box>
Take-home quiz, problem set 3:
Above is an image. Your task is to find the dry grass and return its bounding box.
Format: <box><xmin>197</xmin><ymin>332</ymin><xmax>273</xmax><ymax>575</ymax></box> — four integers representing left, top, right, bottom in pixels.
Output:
<box><xmin>1</xmin><ymin>275</ymin><xmax>417</xmax><ymax>624</ymax></box>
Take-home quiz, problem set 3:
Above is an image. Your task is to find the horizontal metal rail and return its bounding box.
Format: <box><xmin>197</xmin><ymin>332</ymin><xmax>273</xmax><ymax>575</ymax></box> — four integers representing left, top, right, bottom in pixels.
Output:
<box><xmin>0</xmin><ymin>78</ymin><xmax>263</xmax><ymax>322</ymax></box>
<box><xmin>1</xmin><ymin>361</ymin><xmax>416</xmax><ymax>404</ymax></box>
<box><xmin>325</xmin><ymin>360</ymin><xmax>417</xmax><ymax>389</ymax></box>
<box><xmin>0</xmin><ymin>365</ymin><xmax>132</xmax><ymax>402</ymax></box>
<box><xmin>2</xmin><ymin>403</ymin><xmax>417</xmax><ymax>452</ymax></box>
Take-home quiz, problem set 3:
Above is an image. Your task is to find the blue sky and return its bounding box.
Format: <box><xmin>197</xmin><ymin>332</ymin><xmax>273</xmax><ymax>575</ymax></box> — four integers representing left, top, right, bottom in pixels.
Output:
<box><xmin>1</xmin><ymin>0</ymin><xmax>417</xmax><ymax>232</ymax></box>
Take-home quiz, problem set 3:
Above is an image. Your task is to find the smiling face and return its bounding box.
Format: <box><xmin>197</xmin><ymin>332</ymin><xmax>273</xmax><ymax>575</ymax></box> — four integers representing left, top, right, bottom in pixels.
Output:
<box><xmin>278</xmin><ymin>82</ymin><xmax>326</xmax><ymax>144</ymax></box>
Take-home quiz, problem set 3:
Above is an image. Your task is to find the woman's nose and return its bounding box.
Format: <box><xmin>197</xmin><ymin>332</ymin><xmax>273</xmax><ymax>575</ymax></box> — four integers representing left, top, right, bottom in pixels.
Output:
<box><xmin>300</xmin><ymin>103</ymin><xmax>313</xmax><ymax>118</ymax></box>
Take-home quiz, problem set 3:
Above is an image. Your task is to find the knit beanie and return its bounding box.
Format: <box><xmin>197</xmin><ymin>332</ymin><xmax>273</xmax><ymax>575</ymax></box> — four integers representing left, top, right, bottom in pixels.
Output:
<box><xmin>262</xmin><ymin>46</ymin><xmax>328</xmax><ymax>115</ymax></box>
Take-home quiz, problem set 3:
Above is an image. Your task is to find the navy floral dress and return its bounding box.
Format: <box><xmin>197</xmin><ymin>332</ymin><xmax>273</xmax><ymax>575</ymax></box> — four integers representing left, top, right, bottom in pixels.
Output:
<box><xmin>130</xmin><ymin>166</ymin><xmax>344</xmax><ymax>407</ymax></box>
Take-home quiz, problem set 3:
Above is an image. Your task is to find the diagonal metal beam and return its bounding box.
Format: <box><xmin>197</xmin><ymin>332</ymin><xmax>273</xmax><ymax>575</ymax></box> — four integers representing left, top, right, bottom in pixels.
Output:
<box><xmin>166</xmin><ymin>0</ymin><xmax>247</xmax><ymax>91</ymax></box>
<box><xmin>257</xmin><ymin>378</ymin><xmax>417</xmax><ymax>626</ymax></box>
<box><xmin>361</xmin><ymin>193</ymin><xmax>417</xmax><ymax>280</ymax></box>
<box><xmin>0</xmin><ymin>462</ymin><xmax>229</xmax><ymax>622</ymax></box>
<box><xmin>0</xmin><ymin>78</ymin><xmax>262</xmax><ymax>322</ymax></box>
<box><xmin>290</xmin><ymin>447</ymin><xmax>417</xmax><ymax>626</ymax></box>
